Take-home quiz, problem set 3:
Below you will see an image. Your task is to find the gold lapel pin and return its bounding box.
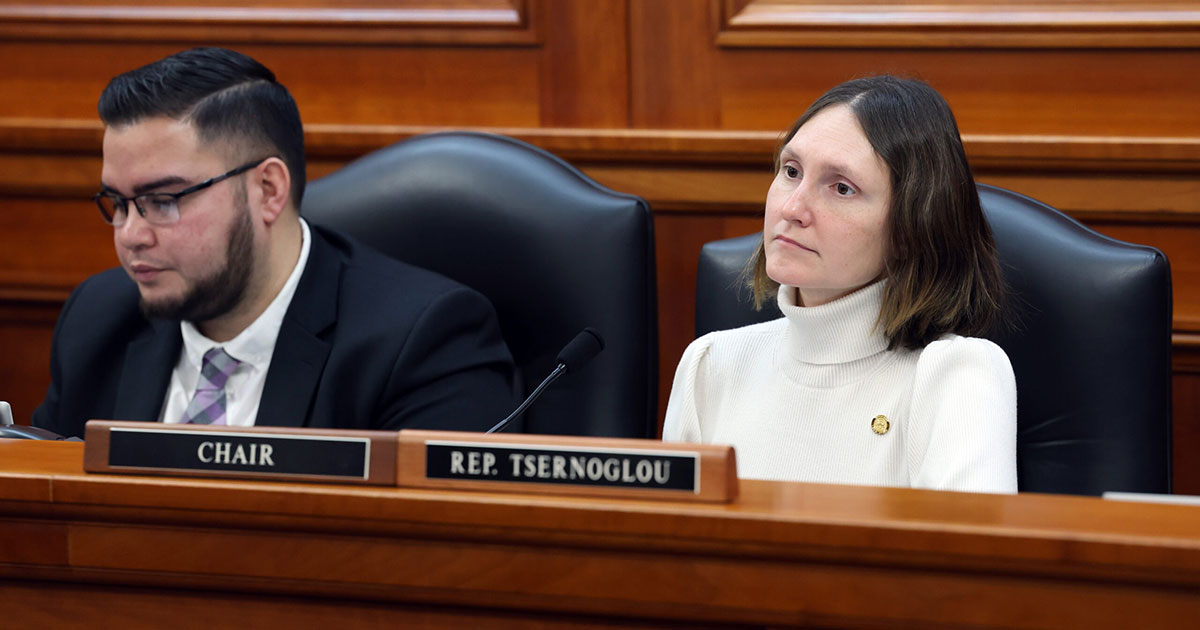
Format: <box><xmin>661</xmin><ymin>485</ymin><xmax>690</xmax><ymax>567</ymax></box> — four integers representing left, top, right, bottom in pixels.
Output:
<box><xmin>871</xmin><ymin>414</ymin><xmax>890</xmax><ymax>435</ymax></box>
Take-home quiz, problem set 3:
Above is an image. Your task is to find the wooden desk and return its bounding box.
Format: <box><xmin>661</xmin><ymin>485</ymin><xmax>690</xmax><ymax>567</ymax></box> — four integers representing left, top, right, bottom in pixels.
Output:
<box><xmin>1</xmin><ymin>438</ymin><xmax>1198</xmax><ymax>629</ymax></box>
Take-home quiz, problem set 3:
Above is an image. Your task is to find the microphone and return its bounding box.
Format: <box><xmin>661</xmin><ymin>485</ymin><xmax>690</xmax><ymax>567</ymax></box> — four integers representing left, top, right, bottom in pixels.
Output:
<box><xmin>486</xmin><ymin>328</ymin><xmax>605</xmax><ymax>434</ymax></box>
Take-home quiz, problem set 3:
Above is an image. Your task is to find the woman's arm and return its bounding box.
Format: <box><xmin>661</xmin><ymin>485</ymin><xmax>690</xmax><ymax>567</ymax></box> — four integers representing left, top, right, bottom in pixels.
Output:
<box><xmin>662</xmin><ymin>335</ymin><xmax>715</xmax><ymax>443</ymax></box>
<box><xmin>907</xmin><ymin>336</ymin><xmax>1018</xmax><ymax>493</ymax></box>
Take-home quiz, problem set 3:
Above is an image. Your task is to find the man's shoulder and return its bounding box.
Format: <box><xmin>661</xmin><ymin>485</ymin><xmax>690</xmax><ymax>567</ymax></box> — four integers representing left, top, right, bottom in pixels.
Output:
<box><xmin>65</xmin><ymin>267</ymin><xmax>142</xmax><ymax>319</ymax></box>
<box><xmin>51</xmin><ymin>267</ymin><xmax>155</xmax><ymax>362</ymax></box>
<box><xmin>78</xmin><ymin>266</ymin><xmax>138</xmax><ymax>293</ymax></box>
<box><xmin>310</xmin><ymin>224</ymin><xmax>477</xmax><ymax>302</ymax></box>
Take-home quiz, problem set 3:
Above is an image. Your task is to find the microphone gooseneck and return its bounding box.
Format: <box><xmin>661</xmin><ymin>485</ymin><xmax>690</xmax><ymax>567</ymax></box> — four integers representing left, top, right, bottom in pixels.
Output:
<box><xmin>485</xmin><ymin>328</ymin><xmax>606</xmax><ymax>434</ymax></box>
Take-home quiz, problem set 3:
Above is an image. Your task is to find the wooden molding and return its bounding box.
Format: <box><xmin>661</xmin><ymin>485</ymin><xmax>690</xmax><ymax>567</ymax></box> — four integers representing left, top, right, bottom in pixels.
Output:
<box><xmin>716</xmin><ymin>0</ymin><xmax>1200</xmax><ymax>48</ymax></box>
<box><xmin>4</xmin><ymin>117</ymin><xmax>1200</xmax><ymax>173</ymax></box>
<box><xmin>1175</xmin><ymin>335</ymin><xmax>1200</xmax><ymax>373</ymax></box>
<box><xmin>3</xmin><ymin>117</ymin><xmax>1199</xmax><ymax>226</ymax></box>
<box><xmin>0</xmin><ymin>0</ymin><xmax>538</xmax><ymax>46</ymax></box>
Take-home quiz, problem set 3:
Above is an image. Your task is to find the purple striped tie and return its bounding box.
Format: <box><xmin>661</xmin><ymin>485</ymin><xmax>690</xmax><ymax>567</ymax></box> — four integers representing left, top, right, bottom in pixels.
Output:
<box><xmin>181</xmin><ymin>347</ymin><xmax>240</xmax><ymax>425</ymax></box>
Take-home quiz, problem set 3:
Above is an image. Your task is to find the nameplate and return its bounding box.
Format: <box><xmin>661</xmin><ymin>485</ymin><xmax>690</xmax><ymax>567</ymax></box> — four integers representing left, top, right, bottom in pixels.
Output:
<box><xmin>397</xmin><ymin>430</ymin><xmax>738</xmax><ymax>503</ymax></box>
<box><xmin>83</xmin><ymin>420</ymin><xmax>398</xmax><ymax>485</ymax></box>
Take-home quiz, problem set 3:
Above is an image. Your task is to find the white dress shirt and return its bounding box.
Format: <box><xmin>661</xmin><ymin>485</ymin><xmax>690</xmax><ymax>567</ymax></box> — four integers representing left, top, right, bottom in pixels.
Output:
<box><xmin>160</xmin><ymin>219</ymin><xmax>312</xmax><ymax>427</ymax></box>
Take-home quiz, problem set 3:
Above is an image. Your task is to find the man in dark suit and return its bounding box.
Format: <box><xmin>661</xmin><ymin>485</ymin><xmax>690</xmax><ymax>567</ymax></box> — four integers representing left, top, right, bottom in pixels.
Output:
<box><xmin>33</xmin><ymin>47</ymin><xmax>517</xmax><ymax>438</ymax></box>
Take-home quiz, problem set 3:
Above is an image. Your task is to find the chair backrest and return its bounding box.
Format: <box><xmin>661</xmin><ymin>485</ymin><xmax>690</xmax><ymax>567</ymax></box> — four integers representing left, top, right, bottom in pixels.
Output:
<box><xmin>302</xmin><ymin>131</ymin><xmax>658</xmax><ymax>438</ymax></box>
<box><xmin>694</xmin><ymin>184</ymin><xmax>1172</xmax><ymax>495</ymax></box>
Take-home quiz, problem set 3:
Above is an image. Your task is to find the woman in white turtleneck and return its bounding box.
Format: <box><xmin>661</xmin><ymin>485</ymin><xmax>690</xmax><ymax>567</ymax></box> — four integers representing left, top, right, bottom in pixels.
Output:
<box><xmin>663</xmin><ymin>76</ymin><xmax>1017</xmax><ymax>494</ymax></box>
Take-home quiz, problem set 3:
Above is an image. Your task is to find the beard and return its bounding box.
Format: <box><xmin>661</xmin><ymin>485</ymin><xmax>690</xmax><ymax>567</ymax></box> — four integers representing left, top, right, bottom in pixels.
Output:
<box><xmin>139</xmin><ymin>193</ymin><xmax>256</xmax><ymax>323</ymax></box>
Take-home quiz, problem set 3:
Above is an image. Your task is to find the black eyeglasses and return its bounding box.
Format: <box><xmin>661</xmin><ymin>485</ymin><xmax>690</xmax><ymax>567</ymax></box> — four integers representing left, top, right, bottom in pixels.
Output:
<box><xmin>93</xmin><ymin>157</ymin><xmax>269</xmax><ymax>227</ymax></box>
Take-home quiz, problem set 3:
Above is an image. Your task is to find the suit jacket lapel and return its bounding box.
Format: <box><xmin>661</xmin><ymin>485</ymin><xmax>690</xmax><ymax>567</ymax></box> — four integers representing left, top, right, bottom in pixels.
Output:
<box><xmin>113</xmin><ymin>319</ymin><xmax>181</xmax><ymax>422</ymax></box>
<box><xmin>256</xmin><ymin>228</ymin><xmax>339</xmax><ymax>428</ymax></box>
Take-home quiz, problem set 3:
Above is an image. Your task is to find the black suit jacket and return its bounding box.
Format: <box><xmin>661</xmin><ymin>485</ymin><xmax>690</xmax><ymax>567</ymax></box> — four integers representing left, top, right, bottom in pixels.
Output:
<box><xmin>33</xmin><ymin>225</ymin><xmax>518</xmax><ymax>438</ymax></box>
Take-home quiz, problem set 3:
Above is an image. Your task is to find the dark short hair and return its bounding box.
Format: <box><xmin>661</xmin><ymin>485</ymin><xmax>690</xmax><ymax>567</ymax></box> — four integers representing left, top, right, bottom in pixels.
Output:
<box><xmin>98</xmin><ymin>47</ymin><xmax>306</xmax><ymax>207</ymax></box>
<box><xmin>751</xmin><ymin>75</ymin><xmax>1005</xmax><ymax>350</ymax></box>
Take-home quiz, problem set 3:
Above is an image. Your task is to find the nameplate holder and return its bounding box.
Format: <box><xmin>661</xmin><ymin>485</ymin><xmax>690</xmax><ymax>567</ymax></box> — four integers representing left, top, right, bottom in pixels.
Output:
<box><xmin>397</xmin><ymin>430</ymin><xmax>738</xmax><ymax>503</ymax></box>
<box><xmin>83</xmin><ymin>420</ymin><xmax>397</xmax><ymax>486</ymax></box>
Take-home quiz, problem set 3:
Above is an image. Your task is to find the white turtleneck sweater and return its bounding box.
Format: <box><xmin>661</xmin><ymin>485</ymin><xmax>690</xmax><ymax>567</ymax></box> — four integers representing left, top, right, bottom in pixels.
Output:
<box><xmin>663</xmin><ymin>281</ymin><xmax>1017</xmax><ymax>493</ymax></box>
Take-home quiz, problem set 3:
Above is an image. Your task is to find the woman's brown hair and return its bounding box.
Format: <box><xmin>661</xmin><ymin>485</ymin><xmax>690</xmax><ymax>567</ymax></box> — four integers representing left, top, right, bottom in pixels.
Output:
<box><xmin>750</xmin><ymin>75</ymin><xmax>1005</xmax><ymax>350</ymax></box>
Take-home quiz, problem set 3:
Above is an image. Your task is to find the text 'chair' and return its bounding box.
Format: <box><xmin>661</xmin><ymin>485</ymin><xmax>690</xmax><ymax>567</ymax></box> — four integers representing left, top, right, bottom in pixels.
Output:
<box><xmin>303</xmin><ymin>132</ymin><xmax>658</xmax><ymax>438</ymax></box>
<box><xmin>694</xmin><ymin>184</ymin><xmax>1172</xmax><ymax>495</ymax></box>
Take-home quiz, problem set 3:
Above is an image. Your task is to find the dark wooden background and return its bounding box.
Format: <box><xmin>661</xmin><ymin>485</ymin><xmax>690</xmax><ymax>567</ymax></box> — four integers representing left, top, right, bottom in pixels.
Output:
<box><xmin>2</xmin><ymin>0</ymin><xmax>1198</xmax><ymax>491</ymax></box>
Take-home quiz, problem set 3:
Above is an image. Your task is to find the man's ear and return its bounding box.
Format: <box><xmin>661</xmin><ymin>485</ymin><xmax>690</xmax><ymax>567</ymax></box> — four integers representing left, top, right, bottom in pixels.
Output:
<box><xmin>254</xmin><ymin>157</ymin><xmax>292</xmax><ymax>225</ymax></box>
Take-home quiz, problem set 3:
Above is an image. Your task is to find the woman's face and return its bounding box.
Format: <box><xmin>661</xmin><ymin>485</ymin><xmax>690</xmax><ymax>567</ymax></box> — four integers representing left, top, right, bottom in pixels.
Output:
<box><xmin>764</xmin><ymin>104</ymin><xmax>892</xmax><ymax>307</ymax></box>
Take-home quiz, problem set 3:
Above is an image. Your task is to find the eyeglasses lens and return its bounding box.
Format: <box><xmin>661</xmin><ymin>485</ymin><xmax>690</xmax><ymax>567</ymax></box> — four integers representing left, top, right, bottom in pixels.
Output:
<box><xmin>96</xmin><ymin>195</ymin><xmax>127</xmax><ymax>226</ymax></box>
<box><xmin>95</xmin><ymin>194</ymin><xmax>179</xmax><ymax>226</ymax></box>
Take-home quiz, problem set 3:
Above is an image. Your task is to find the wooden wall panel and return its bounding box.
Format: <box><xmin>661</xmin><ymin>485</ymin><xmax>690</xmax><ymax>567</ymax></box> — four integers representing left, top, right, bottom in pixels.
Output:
<box><xmin>714</xmin><ymin>49</ymin><xmax>1200</xmax><ymax>137</ymax></box>
<box><xmin>0</xmin><ymin>0</ymin><xmax>538</xmax><ymax>46</ymax></box>
<box><xmin>0</xmin><ymin>304</ymin><xmax>56</xmax><ymax>429</ymax></box>
<box><xmin>715</xmin><ymin>0</ymin><xmax>1200</xmax><ymax>48</ymax></box>
<box><xmin>1175</xmin><ymin>371</ymin><xmax>1200</xmax><ymax>495</ymax></box>
<box><xmin>0</xmin><ymin>197</ymin><xmax>113</xmax><ymax>293</ymax></box>
<box><xmin>289</xmin><ymin>48</ymin><xmax>542</xmax><ymax>126</ymax></box>
<box><xmin>629</xmin><ymin>0</ymin><xmax>721</xmax><ymax>128</ymax></box>
<box><xmin>0</xmin><ymin>42</ymin><xmax>545</xmax><ymax>127</ymax></box>
<box><xmin>538</xmin><ymin>0</ymin><xmax>628</xmax><ymax>127</ymax></box>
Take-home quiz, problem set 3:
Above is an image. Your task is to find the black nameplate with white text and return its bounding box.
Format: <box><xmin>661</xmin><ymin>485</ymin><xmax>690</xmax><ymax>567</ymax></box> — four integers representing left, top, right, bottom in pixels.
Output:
<box><xmin>425</xmin><ymin>441</ymin><xmax>699</xmax><ymax>492</ymax></box>
<box><xmin>106</xmin><ymin>427</ymin><xmax>370</xmax><ymax>479</ymax></box>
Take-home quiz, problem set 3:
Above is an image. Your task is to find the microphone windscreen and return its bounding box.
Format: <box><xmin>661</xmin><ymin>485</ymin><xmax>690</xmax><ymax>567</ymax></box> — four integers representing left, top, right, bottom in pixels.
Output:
<box><xmin>556</xmin><ymin>328</ymin><xmax>605</xmax><ymax>373</ymax></box>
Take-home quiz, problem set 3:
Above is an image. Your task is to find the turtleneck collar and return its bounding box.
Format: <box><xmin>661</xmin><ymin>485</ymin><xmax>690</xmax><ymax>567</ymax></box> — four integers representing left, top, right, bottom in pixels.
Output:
<box><xmin>777</xmin><ymin>281</ymin><xmax>889</xmax><ymax>365</ymax></box>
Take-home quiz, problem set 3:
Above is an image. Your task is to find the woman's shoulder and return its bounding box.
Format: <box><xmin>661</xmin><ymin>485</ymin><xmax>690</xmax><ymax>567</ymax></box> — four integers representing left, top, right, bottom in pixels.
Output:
<box><xmin>922</xmin><ymin>333</ymin><xmax>1007</xmax><ymax>359</ymax></box>
<box><xmin>687</xmin><ymin>317</ymin><xmax>788</xmax><ymax>357</ymax></box>
<box><xmin>915</xmin><ymin>334</ymin><xmax>1014</xmax><ymax>383</ymax></box>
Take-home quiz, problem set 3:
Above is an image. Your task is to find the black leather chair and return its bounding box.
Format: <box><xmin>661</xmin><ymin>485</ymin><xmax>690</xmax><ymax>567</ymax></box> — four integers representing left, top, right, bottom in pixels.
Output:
<box><xmin>302</xmin><ymin>132</ymin><xmax>657</xmax><ymax>438</ymax></box>
<box><xmin>694</xmin><ymin>184</ymin><xmax>1172</xmax><ymax>495</ymax></box>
